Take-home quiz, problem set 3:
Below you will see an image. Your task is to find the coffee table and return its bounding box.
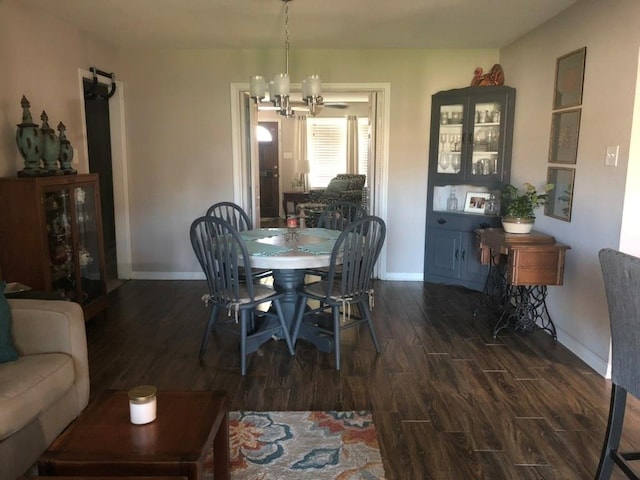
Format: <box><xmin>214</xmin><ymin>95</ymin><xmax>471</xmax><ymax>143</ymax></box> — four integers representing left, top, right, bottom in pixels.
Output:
<box><xmin>38</xmin><ymin>390</ymin><xmax>229</xmax><ymax>480</ymax></box>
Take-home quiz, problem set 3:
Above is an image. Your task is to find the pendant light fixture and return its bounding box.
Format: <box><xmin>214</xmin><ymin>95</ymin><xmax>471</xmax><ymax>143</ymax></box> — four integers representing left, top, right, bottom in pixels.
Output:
<box><xmin>249</xmin><ymin>0</ymin><xmax>323</xmax><ymax>117</ymax></box>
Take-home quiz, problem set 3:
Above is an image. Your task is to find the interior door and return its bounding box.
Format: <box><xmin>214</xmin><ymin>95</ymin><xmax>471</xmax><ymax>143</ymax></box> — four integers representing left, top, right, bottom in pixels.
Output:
<box><xmin>258</xmin><ymin>122</ymin><xmax>280</xmax><ymax>218</ymax></box>
<box><xmin>83</xmin><ymin>79</ymin><xmax>117</xmax><ymax>285</ymax></box>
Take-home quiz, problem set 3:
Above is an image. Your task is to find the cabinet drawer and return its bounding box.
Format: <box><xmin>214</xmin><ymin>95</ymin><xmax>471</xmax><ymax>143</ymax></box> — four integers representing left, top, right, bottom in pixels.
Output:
<box><xmin>507</xmin><ymin>247</ymin><xmax>567</xmax><ymax>286</ymax></box>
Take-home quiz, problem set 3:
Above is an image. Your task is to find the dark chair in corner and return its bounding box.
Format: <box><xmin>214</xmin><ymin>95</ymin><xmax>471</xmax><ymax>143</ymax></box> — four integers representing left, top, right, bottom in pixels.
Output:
<box><xmin>596</xmin><ymin>248</ymin><xmax>640</xmax><ymax>479</ymax></box>
<box><xmin>190</xmin><ymin>216</ymin><xmax>294</xmax><ymax>375</ymax></box>
<box><xmin>206</xmin><ymin>201</ymin><xmax>272</xmax><ymax>281</ymax></box>
<box><xmin>291</xmin><ymin>215</ymin><xmax>386</xmax><ymax>370</ymax></box>
<box><xmin>305</xmin><ymin>201</ymin><xmax>369</xmax><ymax>280</ymax></box>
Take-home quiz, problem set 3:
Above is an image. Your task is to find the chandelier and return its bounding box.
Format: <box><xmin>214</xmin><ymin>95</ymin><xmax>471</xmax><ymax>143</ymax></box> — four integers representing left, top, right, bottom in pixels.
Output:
<box><xmin>249</xmin><ymin>0</ymin><xmax>323</xmax><ymax>117</ymax></box>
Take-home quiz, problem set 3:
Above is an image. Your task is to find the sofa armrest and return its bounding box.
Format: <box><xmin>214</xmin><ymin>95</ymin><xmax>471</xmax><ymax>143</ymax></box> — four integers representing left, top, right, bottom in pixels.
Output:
<box><xmin>7</xmin><ymin>299</ymin><xmax>90</xmax><ymax>410</ymax></box>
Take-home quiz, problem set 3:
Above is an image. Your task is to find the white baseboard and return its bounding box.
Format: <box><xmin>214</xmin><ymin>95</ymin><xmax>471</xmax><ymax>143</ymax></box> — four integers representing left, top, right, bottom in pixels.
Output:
<box><xmin>556</xmin><ymin>327</ymin><xmax>609</xmax><ymax>378</ymax></box>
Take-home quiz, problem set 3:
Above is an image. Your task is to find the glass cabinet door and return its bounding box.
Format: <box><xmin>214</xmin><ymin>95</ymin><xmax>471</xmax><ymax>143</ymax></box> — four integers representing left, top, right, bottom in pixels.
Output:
<box><xmin>436</xmin><ymin>103</ymin><xmax>465</xmax><ymax>177</ymax></box>
<box><xmin>43</xmin><ymin>189</ymin><xmax>75</xmax><ymax>298</ymax></box>
<box><xmin>469</xmin><ymin>101</ymin><xmax>502</xmax><ymax>179</ymax></box>
<box><xmin>74</xmin><ymin>185</ymin><xmax>103</xmax><ymax>305</ymax></box>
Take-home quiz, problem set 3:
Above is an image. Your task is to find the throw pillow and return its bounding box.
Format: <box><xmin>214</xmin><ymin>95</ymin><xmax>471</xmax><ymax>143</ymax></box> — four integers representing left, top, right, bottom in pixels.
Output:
<box><xmin>325</xmin><ymin>178</ymin><xmax>350</xmax><ymax>193</ymax></box>
<box><xmin>0</xmin><ymin>281</ymin><xmax>19</xmax><ymax>363</ymax></box>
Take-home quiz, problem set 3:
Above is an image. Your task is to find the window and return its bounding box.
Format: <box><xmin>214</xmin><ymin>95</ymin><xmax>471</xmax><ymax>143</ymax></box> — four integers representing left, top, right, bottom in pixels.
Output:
<box><xmin>306</xmin><ymin>117</ymin><xmax>369</xmax><ymax>188</ymax></box>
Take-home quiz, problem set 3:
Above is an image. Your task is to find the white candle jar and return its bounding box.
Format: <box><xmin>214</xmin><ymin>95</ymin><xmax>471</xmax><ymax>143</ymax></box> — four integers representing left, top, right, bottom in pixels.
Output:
<box><xmin>128</xmin><ymin>385</ymin><xmax>157</xmax><ymax>425</ymax></box>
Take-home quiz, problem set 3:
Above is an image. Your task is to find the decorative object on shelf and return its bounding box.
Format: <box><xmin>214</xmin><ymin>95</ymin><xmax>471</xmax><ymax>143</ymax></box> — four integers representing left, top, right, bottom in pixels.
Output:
<box><xmin>544</xmin><ymin>167</ymin><xmax>575</xmax><ymax>222</ymax></box>
<box><xmin>57</xmin><ymin>122</ymin><xmax>77</xmax><ymax>175</ymax></box>
<box><xmin>446</xmin><ymin>188</ymin><xmax>458</xmax><ymax>211</ymax></box>
<box><xmin>40</xmin><ymin>111</ymin><xmax>62</xmax><ymax>175</ymax></box>
<box><xmin>553</xmin><ymin>47</ymin><xmax>586</xmax><ymax>110</ymax></box>
<box><xmin>501</xmin><ymin>182</ymin><xmax>553</xmax><ymax>234</ymax></box>
<box><xmin>16</xmin><ymin>95</ymin><xmax>44</xmax><ymax>177</ymax></box>
<box><xmin>470</xmin><ymin>64</ymin><xmax>505</xmax><ymax>87</ymax></box>
<box><xmin>249</xmin><ymin>0</ymin><xmax>322</xmax><ymax>117</ymax></box>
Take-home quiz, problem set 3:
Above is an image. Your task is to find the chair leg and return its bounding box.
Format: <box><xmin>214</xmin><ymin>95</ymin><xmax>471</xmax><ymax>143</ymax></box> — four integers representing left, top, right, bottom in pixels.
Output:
<box><xmin>240</xmin><ymin>311</ymin><xmax>248</xmax><ymax>376</ymax></box>
<box><xmin>273</xmin><ymin>298</ymin><xmax>295</xmax><ymax>355</ymax></box>
<box><xmin>199</xmin><ymin>304</ymin><xmax>220</xmax><ymax>360</ymax></box>
<box><xmin>358</xmin><ymin>299</ymin><xmax>381</xmax><ymax>353</ymax></box>
<box><xmin>333</xmin><ymin>305</ymin><xmax>341</xmax><ymax>371</ymax></box>
<box><xmin>596</xmin><ymin>384</ymin><xmax>628</xmax><ymax>479</ymax></box>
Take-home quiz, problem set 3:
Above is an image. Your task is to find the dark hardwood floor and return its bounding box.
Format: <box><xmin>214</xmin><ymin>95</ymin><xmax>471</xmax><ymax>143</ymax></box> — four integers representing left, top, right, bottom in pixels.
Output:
<box><xmin>86</xmin><ymin>279</ymin><xmax>640</xmax><ymax>479</ymax></box>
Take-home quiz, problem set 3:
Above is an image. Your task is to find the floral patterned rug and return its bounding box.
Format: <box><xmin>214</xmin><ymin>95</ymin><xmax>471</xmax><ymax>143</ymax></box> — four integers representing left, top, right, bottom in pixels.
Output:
<box><xmin>218</xmin><ymin>411</ymin><xmax>386</xmax><ymax>479</ymax></box>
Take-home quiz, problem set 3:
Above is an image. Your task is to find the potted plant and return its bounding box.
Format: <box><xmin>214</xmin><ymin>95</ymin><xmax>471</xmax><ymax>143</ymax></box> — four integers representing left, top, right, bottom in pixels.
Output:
<box><xmin>500</xmin><ymin>182</ymin><xmax>553</xmax><ymax>234</ymax></box>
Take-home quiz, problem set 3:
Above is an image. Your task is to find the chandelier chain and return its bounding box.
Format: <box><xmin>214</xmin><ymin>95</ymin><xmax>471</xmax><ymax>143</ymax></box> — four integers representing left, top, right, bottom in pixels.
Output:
<box><xmin>284</xmin><ymin>0</ymin><xmax>290</xmax><ymax>75</ymax></box>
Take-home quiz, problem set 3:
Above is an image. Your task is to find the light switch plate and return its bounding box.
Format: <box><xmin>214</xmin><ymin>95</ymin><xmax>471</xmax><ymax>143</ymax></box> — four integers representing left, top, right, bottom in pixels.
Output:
<box><xmin>605</xmin><ymin>145</ymin><xmax>619</xmax><ymax>167</ymax></box>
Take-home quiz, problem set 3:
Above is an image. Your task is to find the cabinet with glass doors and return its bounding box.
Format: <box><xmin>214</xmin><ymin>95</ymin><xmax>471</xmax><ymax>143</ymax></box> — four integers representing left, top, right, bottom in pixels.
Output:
<box><xmin>0</xmin><ymin>174</ymin><xmax>108</xmax><ymax>319</ymax></box>
<box><xmin>424</xmin><ymin>86</ymin><xmax>516</xmax><ymax>291</ymax></box>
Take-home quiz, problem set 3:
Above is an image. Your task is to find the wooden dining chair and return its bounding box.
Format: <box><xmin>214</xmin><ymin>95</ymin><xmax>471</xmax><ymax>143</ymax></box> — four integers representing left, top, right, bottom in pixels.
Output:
<box><xmin>305</xmin><ymin>201</ymin><xmax>368</xmax><ymax>280</ymax></box>
<box><xmin>596</xmin><ymin>248</ymin><xmax>640</xmax><ymax>479</ymax></box>
<box><xmin>292</xmin><ymin>215</ymin><xmax>386</xmax><ymax>370</ymax></box>
<box><xmin>190</xmin><ymin>216</ymin><xmax>294</xmax><ymax>375</ymax></box>
<box><xmin>206</xmin><ymin>201</ymin><xmax>272</xmax><ymax>281</ymax></box>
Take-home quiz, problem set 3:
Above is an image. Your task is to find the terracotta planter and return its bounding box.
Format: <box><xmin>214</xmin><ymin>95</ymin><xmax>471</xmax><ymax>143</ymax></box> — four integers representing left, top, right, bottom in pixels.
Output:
<box><xmin>501</xmin><ymin>217</ymin><xmax>534</xmax><ymax>234</ymax></box>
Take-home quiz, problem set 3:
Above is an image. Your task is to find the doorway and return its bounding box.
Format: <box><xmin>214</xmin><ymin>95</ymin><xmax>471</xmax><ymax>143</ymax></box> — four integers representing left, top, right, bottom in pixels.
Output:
<box><xmin>258</xmin><ymin>122</ymin><xmax>280</xmax><ymax>219</ymax></box>
<box><xmin>83</xmin><ymin>79</ymin><xmax>119</xmax><ymax>291</ymax></box>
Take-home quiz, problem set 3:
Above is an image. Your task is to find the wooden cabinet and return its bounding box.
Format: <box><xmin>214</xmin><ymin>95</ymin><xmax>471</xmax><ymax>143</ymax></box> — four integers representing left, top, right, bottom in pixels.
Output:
<box><xmin>282</xmin><ymin>191</ymin><xmax>310</xmax><ymax>216</ymax></box>
<box><xmin>424</xmin><ymin>86</ymin><xmax>516</xmax><ymax>290</ymax></box>
<box><xmin>0</xmin><ymin>174</ymin><xmax>108</xmax><ymax>319</ymax></box>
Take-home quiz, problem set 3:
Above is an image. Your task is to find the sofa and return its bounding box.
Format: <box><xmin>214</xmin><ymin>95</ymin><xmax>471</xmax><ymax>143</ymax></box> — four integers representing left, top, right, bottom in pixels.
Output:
<box><xmin>0</xmin><ymin>299</ymin><xmax>89</xmax><ymax>480</ymax></box>
<box><xmin>298</xmin><ymin>174</ymin><xmax>367</xmax><ymax>226</ymax></box>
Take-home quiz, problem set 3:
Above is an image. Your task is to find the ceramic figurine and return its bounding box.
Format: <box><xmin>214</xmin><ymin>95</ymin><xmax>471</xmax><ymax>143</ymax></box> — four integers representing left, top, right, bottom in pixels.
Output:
<box><xmin>16</xmin><ymin>96</ymin><xmax>44</xmax><ymax>177</ymax></box>
<box><xmin>57</xmin><ymin>122</ymin><xmax>77</xmax><ymax>175</ymax></box>
<box><xmin>40</xmin><ymin>111</ymin><xmax>62</xmax><ymax>175</ymax></box>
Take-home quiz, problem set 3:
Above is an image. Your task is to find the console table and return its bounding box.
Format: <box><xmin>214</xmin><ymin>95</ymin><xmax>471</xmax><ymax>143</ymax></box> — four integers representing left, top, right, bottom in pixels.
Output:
<box><xmin>474</xmin><ymin>228</ymin><xmax>570</xmax><ymax>338</ymax></box>
<box><xmin>282</xmin><ymin>191</ymin><xmax>310</xmax><ymax>216</ymax></box>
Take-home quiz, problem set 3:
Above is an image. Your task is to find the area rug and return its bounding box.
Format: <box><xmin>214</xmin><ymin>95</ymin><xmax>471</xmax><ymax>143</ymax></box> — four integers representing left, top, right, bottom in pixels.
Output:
<box><xmin>207</xmin><ymin>410</ymin><xmax>387</xmax><ymax>479</ymax></box>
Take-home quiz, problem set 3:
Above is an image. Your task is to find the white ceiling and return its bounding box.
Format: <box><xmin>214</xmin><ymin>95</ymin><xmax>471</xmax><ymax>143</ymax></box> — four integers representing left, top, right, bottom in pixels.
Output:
<box><xmin>22</xmin><ymin>0</ymin><xmax>578</xmax><ymax>50</ymax></box>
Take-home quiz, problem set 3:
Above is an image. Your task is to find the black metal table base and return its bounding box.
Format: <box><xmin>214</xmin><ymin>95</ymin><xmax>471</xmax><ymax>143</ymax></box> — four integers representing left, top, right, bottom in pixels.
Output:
<box><xmin>491</xmin><ymin>285</ymin><xmax>557</xmax><ymax>339</ymax></box>
<box><xmin>473</xmin><ymin>248</ymin><xmax>557</xmax><ymax>340</ymax></box>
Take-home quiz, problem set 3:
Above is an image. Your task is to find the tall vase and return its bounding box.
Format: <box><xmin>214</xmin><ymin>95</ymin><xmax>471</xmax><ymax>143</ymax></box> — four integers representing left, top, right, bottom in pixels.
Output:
<box><xmin>57</xmin><ymin>122</ymin><xmax>77</xmax><ymax>175</ymax></box>
<box><xmin>40</xmin><ymin>111</ymin><xmax>62</xmax><ymax>175</ymax></box>
<box><xmin>16</xmin><ymin>96</ymin><xmax>44</xmax><ymax>177</ymax></box>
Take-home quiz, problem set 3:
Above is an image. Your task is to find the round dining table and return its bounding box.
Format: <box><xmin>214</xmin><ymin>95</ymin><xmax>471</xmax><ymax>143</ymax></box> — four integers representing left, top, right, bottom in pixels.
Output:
<box><xmin>239</xmin><ymin>227</ymin><xmax>341</xmax><ymax>354</ymax></box>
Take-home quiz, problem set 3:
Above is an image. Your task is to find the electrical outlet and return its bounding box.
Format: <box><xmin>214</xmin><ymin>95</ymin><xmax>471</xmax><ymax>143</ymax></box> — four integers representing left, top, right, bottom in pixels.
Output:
<box><xmin>605</xmin><ymin>145</ymin><xmax>619</xmax><ymax>167</ymax></box>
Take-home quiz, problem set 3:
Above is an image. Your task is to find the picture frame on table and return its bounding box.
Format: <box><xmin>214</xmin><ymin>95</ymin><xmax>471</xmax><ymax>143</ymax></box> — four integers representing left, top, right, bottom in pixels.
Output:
<box><xmin>464</xmin><ymin>192</ymin><xmax>491</xmax><ymax>214</ymax></box>
<box><xmin>549</xmin><ymin>108</ymin><xmax>581</xmax><ymax>164</ymax></box>
<box><xmin>545</xmin><ymin>166</ymin><xmax>575</xmax><ymax>222</ymax></box>
<box><xmin>553</xmin><ymin>47</ymin><xmax>586</xmax><ymax>110</ymax></box>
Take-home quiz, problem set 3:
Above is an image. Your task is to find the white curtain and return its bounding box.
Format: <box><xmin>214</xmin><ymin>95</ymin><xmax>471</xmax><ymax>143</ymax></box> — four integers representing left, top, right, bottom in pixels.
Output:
<box><xmin>346</xmin><ymin>115</ymin><xmax>359</xmax><ymax>174</ymax></box>
<box><xmin>293</xmin><ymin>115</ymin><xmax>309</xmax><ymax>190</ymax></box>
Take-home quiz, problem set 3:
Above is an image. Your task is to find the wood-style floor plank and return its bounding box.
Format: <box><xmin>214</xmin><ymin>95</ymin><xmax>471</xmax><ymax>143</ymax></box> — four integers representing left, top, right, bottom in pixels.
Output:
<box><xmin>83</xmin><ymin>279</ymin><xmax>640</xmax><ymax>479</ymax></box>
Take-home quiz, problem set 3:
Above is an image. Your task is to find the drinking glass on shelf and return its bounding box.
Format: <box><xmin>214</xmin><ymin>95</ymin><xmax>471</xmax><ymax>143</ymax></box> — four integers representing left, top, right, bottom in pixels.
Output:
<box><xmin>448</xmin><ymin>134</ymin><xmax>456</xmax><ymax>152</ymax></box>
<box><xmin>454</xmin><ymin>134</ymin><xmax>462</xmax><ymax>152</ymax></box>
<box><xmin>451</xmin><ymin>155</ymin><xmax>461</xmax><ymax>173</ymax></box>
<box><xmin>438</xmin><ymin>153</ymin><xmax>451</xmax><ymax>173</ymax></box>
<box><xmin>440</xmin><ymin>133</ymin><xmax>447</xmax><ymax>152</ymax></box>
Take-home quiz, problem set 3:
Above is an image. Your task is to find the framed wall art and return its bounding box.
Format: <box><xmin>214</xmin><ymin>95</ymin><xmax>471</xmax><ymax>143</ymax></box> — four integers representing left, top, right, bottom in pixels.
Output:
<box><xmin>463</xmin><ymin>192</ymin><xmax>491</xmax><ymax>214</ymax></box>
<box><xmin>553</xmin><ymin>47</ymin><xmax>586</xmax><ymax>110</ymax></box>
<box><xmin>545</xmin><ymin>167</ymin><xmax>575</xmax><ymax>222</ymax></box>
<box><xmin>549</xmin><ymin>108</ymin><xmax>581</xmax><ymax>164</ymax></box>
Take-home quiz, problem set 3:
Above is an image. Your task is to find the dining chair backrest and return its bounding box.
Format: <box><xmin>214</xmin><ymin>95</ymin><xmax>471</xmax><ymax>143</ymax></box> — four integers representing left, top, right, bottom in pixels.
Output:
<box><xmin>599</xmin><ymin>248</ymin><xmax>640</xmax><ymax>398</ymax></box>
<box><xmin>317</xmin><ymin>201</ymin><xmax>368</xmax><ymax>231</ymax></box>
<box><xmin>206</xmin><ymin>201</ymin><xmax>252</xmax><ymax>231</ymax></box>
<box><xmin>325</xmin><ymin>215</ymin><xmax>386</xmax><ymax>298</ymax></box>
<box><xmin>190</xmin><ymin>216</ymin><xmax>256</xmax><ymax>304</ymax></box>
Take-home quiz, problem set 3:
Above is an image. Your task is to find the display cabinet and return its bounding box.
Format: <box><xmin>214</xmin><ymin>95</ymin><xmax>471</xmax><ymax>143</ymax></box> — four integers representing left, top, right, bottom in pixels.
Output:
<box><xmin>0</xmin><ymin>174</ymin><xmax>108</xmax><ymax>319</ymax></box>
<box><xmin>424</xmin><ymin>86</ymin><xmax>516</xmax><ymax>290</ymax></box>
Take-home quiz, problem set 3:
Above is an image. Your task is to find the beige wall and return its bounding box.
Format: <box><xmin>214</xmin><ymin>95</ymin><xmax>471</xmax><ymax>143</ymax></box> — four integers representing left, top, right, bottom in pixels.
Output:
<box><xmin>0</xmin><ymin>0</ymin><xmax>119</xmax><ymax>177</ymax></box>
<box><xmin>117</xmin><ymin>48</ymin><xmax>499</xmax><ymax>275</ymax></box>
<box><xmin>500</xmin><ymin>0</ymin><xmax>640</xmax><ymax>374</ymax></box>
